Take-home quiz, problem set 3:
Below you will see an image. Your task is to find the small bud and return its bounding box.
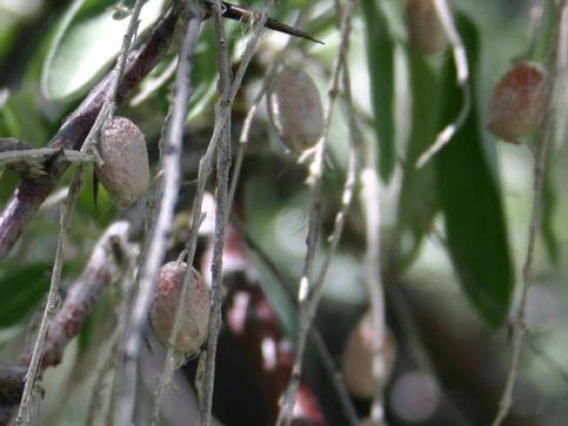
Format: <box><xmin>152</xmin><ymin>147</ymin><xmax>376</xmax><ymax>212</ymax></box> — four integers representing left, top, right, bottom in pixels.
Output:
<box><xmin>267</xmin><ymin>67</ymin><xmax>324</xmax><ymax>155</ymax></box>
<box><xmin>487</xmin><ymin>61</ymin><xmax>549</xmax><ymax>143</ymax></box>
<box><xmin>343</xmin><ymin>312</ymin><xmax>397</xmax><ymax>399</ymax></box>
<box><xmin>406</xmin><ymin>0</ymin><xmax>449</xmax><ymax>55</ymax></box>
<box><xmin>150</xmin><ymin>262</ymin><xmax>210</xmax><ymax>354</ymax></box>
<box><xmin>95</xmin><ymin>117</ymin><xmax>150</xmax><ymax>207</ymax></box>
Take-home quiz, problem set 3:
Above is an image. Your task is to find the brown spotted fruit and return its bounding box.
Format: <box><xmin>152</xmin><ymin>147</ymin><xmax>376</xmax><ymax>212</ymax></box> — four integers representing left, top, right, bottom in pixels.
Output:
<box><xmin>267</xmin><ymin>67</ymin><xmax>324</xmax><ymax>155</ymax></box>
<box><xmin>343</xmin><ymin>312</ymin><xmax>397</xmax><ymax>399</ymax></box>
<box><xmin>150</xmin><ymin>262</ymin><xmax>210</xmax><ymax>354</ymax></box>
<box><xmin>406</xmin><ymin>0</ymin><xmax>449</xmax><ymax>55</ymax></box>
<box><xmin>487</xmin><ymin>61</ymin><xmax>549</xmax><ymax>143</ymax></box>
<box><xmin>95</xmin><ymin>117</ymin><xmax>150</xmax><ymax>207</ymax></box>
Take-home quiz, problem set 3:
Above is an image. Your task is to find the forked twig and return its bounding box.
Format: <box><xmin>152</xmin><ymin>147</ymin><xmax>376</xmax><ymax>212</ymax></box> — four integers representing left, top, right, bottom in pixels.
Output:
<box><xmin>150</xmin><ymin>2</ymin><xmax>281</xmax><ymax>425</ymax></box>
<box><xmin>415</xmin><ymin>0</ymin><xmax>471</xmax><ymax>169</ymax></box>
<box><xmin>0</xmin><ymin>2</ymin><xmax>182</xmax><ymax>260</ymax></box>
<box><xmin>15</xmin><ymin>2</ymin><xmax>152</xmax><ymax>422</ymax></box>
<box><xmin>115</xmin><ymin>4</ymin><xmax>203</xmax><ymax>426</ymax></box>
<box><xmin>232</xmin><ymin>215</ymin><xmax>360</xmax><ymax>425</ymax></box>
<box><xmin>149</xmin><ymin>0</ymin><xmax>233</xmax><ymax>422</ymax></box>
<box><xmin>275</xmin><ymin>0</ymin><xmax>356</xmax><ymax>424</ymax></box>
<box><xmin>0</xmin><ymin>221</ymin><xmax>136</xmax><ymax>426</ymax></box>
<box><xmin>229</xmin><ymin>2</ymin><xmax>318</xmax><ymax>209</ymax></box>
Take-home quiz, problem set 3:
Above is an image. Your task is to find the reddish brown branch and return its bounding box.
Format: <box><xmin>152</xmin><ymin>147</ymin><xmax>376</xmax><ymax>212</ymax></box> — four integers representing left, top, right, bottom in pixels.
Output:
<box><xmin>0</xmin><ymin>3</ymin><xmax>182</xmax><ymax>260</ymax></box>
<box><xmin>0</xmin><ymin>221</ymin><xmax>136</xmax><ymax>423</ymax></box>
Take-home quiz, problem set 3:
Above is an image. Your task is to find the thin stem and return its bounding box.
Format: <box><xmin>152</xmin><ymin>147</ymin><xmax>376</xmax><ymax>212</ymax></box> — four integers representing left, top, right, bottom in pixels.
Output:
<box><xmin>148</xmin><ymin>8</ymin><xmax>205</xmax><ymax>424</ymax></box>
<box><xmin>26</xmin><ymin>7</ymin><xmax>152</xmax><ymax>421</ymax></box>
<box><xmin>275</xmin><ymin>0</ymin><xmax>356</xmax><ymax>423</ymax></box>
<box><xmin>196</xmin><ymin>0</ymin><xmax>233</xmax><ymax>424</ymax></box>
<box><xmin>148</xmin><ymin>6</ymin><xmax>285</xmax><ymax>422</ymax></box>
<box><xmin>491</xmin><ymin>1</ymin><xmax>564</xmax><ymax>421</ymax></box>
<box><xmin>115</xmin><ymin>4</ymin><xmax>202</xmax><ymax>425</ymax></box>
<box><xmin>82</xmin><ymin>0</ymin><xmax>150</xmax><ymax>160</ymax></box>
<box><xmin>86</xmin><ymin>253</ymin><xmax>138</xmax><ymax>426</ymax></box>
<box><xmin>14</xmin><ymin>167</ymin><xmax>83</xmax><ymax>426</ymax></box>
<box><xmin>173</xmin><ymin>0</ymin><xmax>280</xmax><ymax>421</ymax></box>
<box><xmin>130</xmin><ymin>56</ymin><xmax>179</xmax><ymax>107</ymax></box>
<box><xmin>415</xmin><ymin>0</ymin><xmax>471</xmax><ymax>169</ymax></box>
<box><xmin>231</xmin><ymin>216</ymin><xmax>360</xmax><ymax>425</ymax></box>
<box><xmin>0</xmin><ymin>2</ymin><xmax>181</xmax><ymax>260</ymax></box>
<box><xmin>5</xmin><ymin>6</ymin><xmax>162</xmax><ymax>419</ymax></box>
<box><xmin>360</xmin><ymin>140</ymin><xmax>386</xmax><ymax>425</ymax></box>
<box><xmin>490</xmin><ymin>121</ymin><xmax>552</xmax><ymax>426</ymax></box>
<box><xmin>386</xmin><ymin>284</ymin><xmax>472</xmax><ymax>426</ymax></box>
<box><xmin>228</xmin><ymin>4</ymin><xmax>317</xmax><ymax>208</ymax></box>
<box><xmin>181</xmin><ymin>0</ymin><xmax>280</xmax><ymax>282</ymax></box>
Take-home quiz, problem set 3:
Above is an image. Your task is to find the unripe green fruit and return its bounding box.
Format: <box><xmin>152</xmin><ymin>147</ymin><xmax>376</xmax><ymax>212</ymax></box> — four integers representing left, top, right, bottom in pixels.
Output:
<box><xmin>487</xmin><ymin>61</ymin><xmax>549</xmax><ymax>143</ymax></box>
<box><xmin>95</xmin><ymin>117</ymin><xmax>150</xmax><ymax>207</ymax></box>
<box><xmin>267</xmin><ymin>67</ymin><xmax>324</xmax><ymax>155</ymax></box>
<box><xmin>150</xmin><ymin>262</ymin><xmax>210</xmax><ymax>354</ymax></box>
<box><xmin>406</xmin><ymin>0</ymin><xmax>449</xmax><ymax>55</ymax></box>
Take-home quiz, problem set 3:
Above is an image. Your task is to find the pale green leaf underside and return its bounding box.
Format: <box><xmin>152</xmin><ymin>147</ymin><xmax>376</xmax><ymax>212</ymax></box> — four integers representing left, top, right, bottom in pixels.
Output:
<box><xmin>44</xmin><ymin>0</ymin><xmax>164</xmax><ymax>101</ymax></box>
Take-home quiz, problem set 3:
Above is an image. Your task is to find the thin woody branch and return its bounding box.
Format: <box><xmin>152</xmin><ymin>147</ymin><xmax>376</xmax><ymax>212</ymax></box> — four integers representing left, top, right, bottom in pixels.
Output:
<box><xmin>0</xmin><ymin>221</ymin><xmax>136</xmax><ymax>415</ymax></box>
<box><xmin>0</xmin><ymin>0</ymin><xmax>321</xmax><ymax>261</ymax></box>
<box><xmin>0</xmin><ymin>2</ymin><xmax>182</xmax><ymax>261</ymax></box>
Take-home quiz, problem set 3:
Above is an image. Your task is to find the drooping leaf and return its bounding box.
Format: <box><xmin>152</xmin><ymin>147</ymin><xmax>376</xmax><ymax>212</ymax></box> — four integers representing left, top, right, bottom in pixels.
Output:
<box><xmin>361</xmin><ymin>0</ymin><xmax>396</xmax><ymax>183</ymax></box>
<box><xmin>435</xmin><ymin>14</ymin><xmax>514</xmax><ymax>328</ymax></box>
<box><xmin>42</xmin><ymin>0</ymin><xmax>164</xmax><ymax>102</ymax></box>
<box><xmin>0</xmin><ymin>263</ymin><xmax>51</xmax><ymax>327</ymax></box>
<box><xmin>395</xmin><ymin>52</ymin><xmax>442</xmax><ymax>269</ymax></box>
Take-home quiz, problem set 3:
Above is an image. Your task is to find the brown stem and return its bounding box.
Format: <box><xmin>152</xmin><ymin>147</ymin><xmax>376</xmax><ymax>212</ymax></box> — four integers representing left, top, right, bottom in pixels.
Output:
<box><xmin>0</xmin><ymin>221</ymin><xmax>136</xmax><ymax>423</ymax></box>
<box><xmin>0</xmin><ymin>3</ymin><xmax>181</xmax><ymax>260</ymax></box>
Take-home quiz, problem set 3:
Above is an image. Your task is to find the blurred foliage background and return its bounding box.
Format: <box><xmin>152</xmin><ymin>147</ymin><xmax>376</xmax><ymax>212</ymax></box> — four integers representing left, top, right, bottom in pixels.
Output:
<box><xmin>4</xmin><ymin>0</ymin><xmax>568</xmax><ymax>425</ymax></box>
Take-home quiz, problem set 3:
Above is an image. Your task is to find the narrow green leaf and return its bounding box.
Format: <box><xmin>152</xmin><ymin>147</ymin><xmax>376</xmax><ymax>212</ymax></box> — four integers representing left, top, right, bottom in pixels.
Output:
<box><xmin>436</xmin><ymin>14</ymin><xmax>514</xmax><ymax>328</ymax></box>
<box><xmin>42</xmin><ymin>0</ymin><xmax>164</xmax><ymax>101</ymax></box>
<box><xmin>395</xmin><ymin>52</ymin><xmax>442</xmax><ymax>269</ymax></box>
<box><xmin>361</xmin><ymin>0</ymin><xmax>396</xmax><ymax>183</ymax></box>
<box><xmin>0</xmin><ymin>263</ymin><xmax>51</xmax><ymax>327</ymax></box>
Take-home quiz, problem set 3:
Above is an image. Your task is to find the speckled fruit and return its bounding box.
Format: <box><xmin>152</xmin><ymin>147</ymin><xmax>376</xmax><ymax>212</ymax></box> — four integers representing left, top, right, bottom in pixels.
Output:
<box><xmin>406</xmin><ymin>0</ymin><xmax>449</xmax><ymax>55</ymax></box>
<box><xmin>150</xmin><ymin>262</ymin><xmax>210</xmax><ymax>354</ymax></box>
<box><xmin>267</xmin><ymin>67</ymin><xmax>324</xmax><ymax>155</ymax></box>
<box><xmin>343</xmin><ymin>312</ymin><xmax>397</xmax><ymax>399</ymax></box>
<box><xmin>96</xmin><ymin>117</ymin><xmax>150</xmax><ymax>207</ymax></box>
<box><xmin>487</xmin><ymin>61</ymin><xmax>549</xmax><ymax>143</ymax></box>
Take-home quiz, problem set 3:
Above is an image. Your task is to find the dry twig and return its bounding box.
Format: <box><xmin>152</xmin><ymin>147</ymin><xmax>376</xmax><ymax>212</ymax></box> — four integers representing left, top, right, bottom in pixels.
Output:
<box><xmin>275</xmin><ymin>0</ymin><xmax>356</xmax><ymax>423</ymax></box>
<box><xmin>115</xmin><ymin>3</ymin><xmax>203</xmax><ymax>425</ymax></box>
<box><xmin>0</xmin><ymin>2</ymin><xmax>182</xmax><ymax>260</ymax></box>
<box><xmin>415</xmin><ymin>0</ymin><xmax>471</xmax><ymax>169</ymax></box>
<box><xmin>0</xmin><ymin>221</ymin><xmax>136</xmax><ymax>426</ymax></box>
